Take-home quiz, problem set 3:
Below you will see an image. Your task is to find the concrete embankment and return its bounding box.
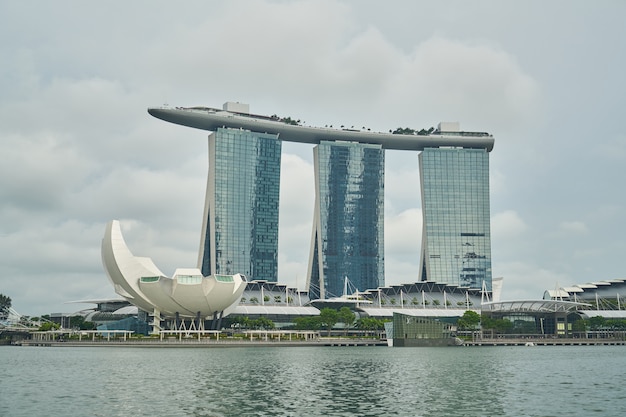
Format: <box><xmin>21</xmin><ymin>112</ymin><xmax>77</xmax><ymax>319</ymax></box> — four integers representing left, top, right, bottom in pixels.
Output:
<box><xmin>463</xmin><ymin>338</ymin><xmax>626</xmax><ymax>347</ymax></box>
<box><xmin>15</xmin><ymin>338</ymin><xmax>387</xmax><ymax>348</ymax></box>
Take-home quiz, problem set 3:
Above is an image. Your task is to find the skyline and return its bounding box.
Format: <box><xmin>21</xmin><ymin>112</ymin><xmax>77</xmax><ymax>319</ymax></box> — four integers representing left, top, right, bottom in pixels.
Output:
<box><xmin>1</xmin><ymin>1</ymin><xmax>625</xmax><ymax>316</ymax></box>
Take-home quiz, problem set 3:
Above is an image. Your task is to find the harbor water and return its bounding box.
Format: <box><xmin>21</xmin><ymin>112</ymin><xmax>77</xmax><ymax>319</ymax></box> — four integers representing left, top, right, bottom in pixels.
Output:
<box><xmin>1</xmin><ymin>345</ymin><xmax>625</xmax><ymax>416</ymax></box>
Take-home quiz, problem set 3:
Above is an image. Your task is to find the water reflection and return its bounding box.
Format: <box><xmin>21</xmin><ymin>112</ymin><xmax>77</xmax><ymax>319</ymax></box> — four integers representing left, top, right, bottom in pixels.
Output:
<box><xmin>184</xmin><ymin>347</ymin><xmax>508</xmax><ymax>417</ymax></box>
<box><xmin>2</xmin><ymin>345</ymin><xmax>626</xmax><ymax>417</ymax></box>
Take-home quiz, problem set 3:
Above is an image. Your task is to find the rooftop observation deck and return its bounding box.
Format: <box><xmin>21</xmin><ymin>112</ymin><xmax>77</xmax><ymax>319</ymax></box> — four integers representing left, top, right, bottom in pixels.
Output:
<box><xmin>148</xmin><ymin>106</ymin><xmax>495</xmax><ymax>152</ymax></box>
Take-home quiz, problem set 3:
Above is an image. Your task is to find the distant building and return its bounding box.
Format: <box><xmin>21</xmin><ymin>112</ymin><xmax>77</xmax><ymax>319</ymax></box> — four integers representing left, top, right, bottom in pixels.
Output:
<box><xmin>307</xmin><ymin>141</ymin><xmax>385</xmax><ymax>299</ymax></box>
<box><xmin>544</xmin><ymin>279</ymin><xmax>626</xmax><ymax>304</ymax></box>
<box><xmin>102</xmin><ymin>220</ymin><xmax>248</xmax><ymax>332</ymax></box>
<box><xmin>418</xmin><ymin>132</ymin><xmax>492</xmax><ymax>290</ymax></box>
<box><xmin>544</xmin><ymin>279</ymin><xmax>626</xmax><ymax>319</ymax></box>
<box><xmin>198</xmin><ymin>127</ymin><xmax>281</xmax><ymax>280</ymax></box>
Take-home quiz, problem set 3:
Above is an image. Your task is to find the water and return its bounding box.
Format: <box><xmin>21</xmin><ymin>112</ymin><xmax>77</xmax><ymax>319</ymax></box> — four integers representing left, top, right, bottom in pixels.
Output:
<box><xmin>1</xmin><ymin>345</ymin><xmax>625</xmax><ymax>417</ymax></box>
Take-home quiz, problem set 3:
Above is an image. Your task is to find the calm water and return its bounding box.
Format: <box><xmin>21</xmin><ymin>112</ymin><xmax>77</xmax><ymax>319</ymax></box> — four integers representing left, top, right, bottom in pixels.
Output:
<box><xmin>1</xmin><ymin>345</ymin><xmax>625</xmax><ymax>416</ymax></box>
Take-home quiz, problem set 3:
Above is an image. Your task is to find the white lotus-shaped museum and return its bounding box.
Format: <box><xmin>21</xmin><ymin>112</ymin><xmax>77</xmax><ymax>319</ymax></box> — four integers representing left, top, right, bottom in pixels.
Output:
<box><xmin>101</xmin><ymin>220</ymin><xmax>246</xmax><ymax>319</ymax></box>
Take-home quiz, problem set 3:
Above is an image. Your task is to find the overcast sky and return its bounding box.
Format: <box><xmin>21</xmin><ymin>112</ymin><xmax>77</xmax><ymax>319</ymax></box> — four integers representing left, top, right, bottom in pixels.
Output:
<box><xmin>1</xmin><ymin>1</ymin><xmax>625</xmax><ymax>316</ymax></box>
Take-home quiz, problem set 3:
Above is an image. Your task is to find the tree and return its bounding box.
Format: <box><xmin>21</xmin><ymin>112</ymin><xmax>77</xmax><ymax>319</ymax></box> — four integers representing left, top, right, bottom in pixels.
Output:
<box><xmin>481</xmin><ymin>315</ymin><xmax>513</xmax><ymax>334</ymax></box>
<box><xmin>607</xmin><ymin>319</ymin><xmax>626</xmax><ymax>330</ymax></box>
<box><xmin>251</xmin><ymin>317</ymin><xmax>275</xmax><ymax>330</ymax></box>
<box><xmin>457</xmin><ymin>310</ymin><xmax>481</xmax><ymax>330</ymax></box>
<box><xmin>81</xmin><ymin>321</ymin><xmax>96</xmax><ymax>330</ymax></box>
<box><xmin>0</xmin><ymin>293</ymin><xmax>11</xmax><ymax>319</ymax></box>
<box><xmin>293</xmin><ymin>316</ymin><xmax>321</xmax><ymax>331</ymax></box>
<box><xmin>392</xmin><ymin>127</ymin><xmax>415</xmax><ymax>135</ymax></box>
<box><xmin>338</xmin><ymin>307</ymin><xmax>355</xmax><ymax>336</ymax></box>
<box><xmin>70</xmin><ymin>315</ymin><xmax>85</xmax><ymax>329</ymax></box>
<box><xmin>589</xmin><ymin>316</ymin><xmax>606</xmax><ymax>330</ymax></box>
<box><xmin>39</xmin><ymin>322</ymin><xmax>60</xmax><ymax>331</ymax></box>
<box><xmin>319</xmin><ymin>308</ymin><xmax>338</xmax><ymax>336</ymax></box>
<box><xmin>572</xmin><ymin>319</ymin><xmax>588</xmax><ymax>333</ymax></box>
<box><xmin>493</xmin><ymin>319</ymin><xmax>513</xmax><ymax>333</ymax></box>
<box><xmin>227</xmin><ymin>315</ymin><xmax>250</xmax><ymax>330</ymax></box>
<box><xmin>280</xmin><ymin>116</ymin><xmax>300</xmax><ymax>126</ymax></box>
<box><xmin>355</xmin><ymin>317</ymin><xmax>386</xmax><ymax>336</ymax></box>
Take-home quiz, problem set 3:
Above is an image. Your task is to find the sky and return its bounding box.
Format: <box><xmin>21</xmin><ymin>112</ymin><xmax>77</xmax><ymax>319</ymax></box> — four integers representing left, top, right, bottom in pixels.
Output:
<box><xmin>1</xmin><ymin>0</ymin><xmax>625</xmax><ymax>316</ymax></box>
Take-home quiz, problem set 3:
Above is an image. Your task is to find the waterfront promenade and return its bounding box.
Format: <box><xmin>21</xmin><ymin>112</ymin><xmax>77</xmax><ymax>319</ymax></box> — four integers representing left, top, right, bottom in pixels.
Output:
<box><xmin>12</xmin><ymin>335</ymin><xmax>626</xmax><ymax>348</ymax></box>
<box><xmin>11</xmin><ymin>328</ymin><xmax>387</xmax><ymax>347</ymax></box>
<box><xmin>15</xmin><ymin>337</ymin><xmax>387</xmax><ymax>348</ymax></box>
<box><xmin>463</xmin><ymin>337</ymin><xmax>626</xmax><ymax>347</ymax></box>
<box><xmin>7</xmin><ymin>327</ymin><xmax>626</xmax><ymax>348</ymax></box>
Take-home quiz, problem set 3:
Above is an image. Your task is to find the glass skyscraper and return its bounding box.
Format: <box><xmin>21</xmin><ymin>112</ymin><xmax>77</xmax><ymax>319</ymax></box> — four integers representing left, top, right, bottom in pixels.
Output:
<box><xmin>198</xmin><ymin>128</ymin><xmax>281</xmax><ymax>281</ymax></box>
<box><xmin>150</xmin><ymin>105</ymin><xmax>495</xmax><ymax>298</ymax></box>
<box><xmin>418</xmin><ymin>147</ymin><xmax>492</xmax><ymax>290</ymax></box>
<box><xmin>307</xmin><ymin>141</ymin><xmax>385</xmax><ymax>299</ymax></box>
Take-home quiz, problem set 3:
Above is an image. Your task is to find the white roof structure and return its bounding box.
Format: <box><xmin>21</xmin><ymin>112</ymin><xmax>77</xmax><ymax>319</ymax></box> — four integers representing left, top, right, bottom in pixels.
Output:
<box><xmin>101</xmin><ymin>220</ymin><xmax>246</xmax><ymax>319</ymax></box>
<box><xmin>578</xmin><ymin>310</ymin><xmax>626</xmax><ymax>319</ymax></box>
<box><xmin>543</xmin><ymin>289</ymin><xmax>572</xmax><ymax>299</ymax></box>
<box><xmin>544</xmin><ymin>279</ymin><xmax>626</xmax><ymax>302</ymax></box>
<box><xmin>561</xmin><ymin>286</ymin><xmax>584</xmax><ymax>293</ymax></box>
<box><xmin>112</xmin><ymin>305</ymin><xmax>139</xmax><ymax>315</ymax></box>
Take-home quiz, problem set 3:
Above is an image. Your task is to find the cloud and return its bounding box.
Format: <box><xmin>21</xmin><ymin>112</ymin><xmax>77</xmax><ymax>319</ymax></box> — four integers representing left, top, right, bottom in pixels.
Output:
<box><xmin>559</xmin><ymin>221</ymin><xmax>588</xmax><ymax>234</ymax></box>
<box><xmin>595</xmin><ymin>133</ymin><xmax>626</xmax><ymax>161</ymax></box>
<box><xmin>1</xmin><ymin>0</ymin><xmax>623</xmax><ymax>316</ymax></box>
<box><xmin>489</xmin><ymin>167</ymin><xmax>507</xmax><ymax>196</ymax></box>
<box><xmin>381</xmin><ymin>37</ymin><xmax>542</xmax><ymax>133</ymax></box>
<box><xmin>384</xmin><ymin>152</ymin><xmax>421</xmax><ymax>214</ymax></box>
<box><xmin>385</xmin><ymin>208</ymin><xmax>422</xmax><ymax>255</ymax></box>
<box><xmin>492</xmin><ymin>210</ymin><xmax>528</xmax><ymax>239</ymax></box>
<box><xmin>495</xmin><ymin>261</ymin><xmax>571</xmax><ymax>300</ymax></box>
<box><xmin>278</xmin><ymin>153</ymin><xmax>315</xmax><ymax>285</ymax></box>
<box><xmin>385</xmin><ymin>208</ymin><xmax>422</xmax><ymax>285</ymax></box>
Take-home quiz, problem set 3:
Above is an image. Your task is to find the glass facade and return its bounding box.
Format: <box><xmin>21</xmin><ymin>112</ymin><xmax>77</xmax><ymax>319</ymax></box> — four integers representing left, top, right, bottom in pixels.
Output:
<box><xmin>307</xmin><ymin>141</ymin><xmax>385</xmax><ymax>299</ymax></box>
<box><xmin>391</xmin><ymin>313</ymin><xmax>452</xmax><ymax>340</ymax></box>
<box><xmin>418</xmin><ymin>148</ymin><xmax>492</xmax><ymax>290</ymax></box>
<box><xmin>199</xmin><ymin>128</ymin><xmax>281</xmax><ymax>281</ymax></box>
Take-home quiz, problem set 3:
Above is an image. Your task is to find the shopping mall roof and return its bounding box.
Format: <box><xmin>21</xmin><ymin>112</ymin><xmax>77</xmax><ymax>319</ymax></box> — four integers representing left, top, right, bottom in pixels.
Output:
<box><xmin>482</xmin><ymin>300</ymin><xmax>591</xmax><ymax>314</ymax></box>
<box><xmin>232</xmin><ymin>305</ymin><xmax>320</xmax><ymax>316</ymax></box>
<box><xmin>577</xmin><ymin>310</ymin><xmax>626</xmax><ymax>319</ymax></box>
<box><xmin>357</xmin><ymin>307</ymin><xmax>478</xmax><ymax>318</ymax></box>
